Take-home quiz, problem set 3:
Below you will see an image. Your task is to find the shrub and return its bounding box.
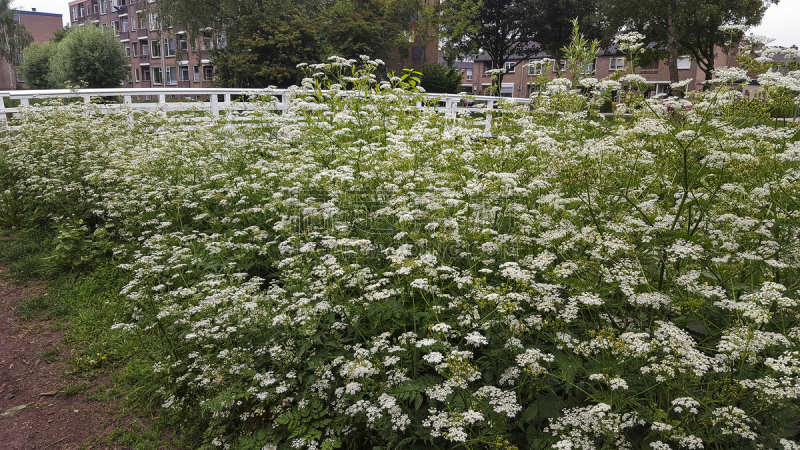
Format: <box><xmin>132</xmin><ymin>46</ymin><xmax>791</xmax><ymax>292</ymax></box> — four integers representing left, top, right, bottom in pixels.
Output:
<box><xmin>47</xmin><ymin>25</ymin><xmax>129</xmax><ymax>88</ymax></box>
<box><xmin>419</xmin><ymin>63</ymin><xmax>463</xmax><ymax>94</ymax></box>
<box><xmin>17</xmin><ymin>41</ymin><xmax>57</xmax><ymax>89</ymax></box>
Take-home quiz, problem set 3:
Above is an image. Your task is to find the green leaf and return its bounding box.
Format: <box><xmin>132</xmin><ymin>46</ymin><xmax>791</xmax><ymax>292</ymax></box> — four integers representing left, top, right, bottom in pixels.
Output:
<box><xmin>1</xmin><ymin>404</ymin><xmax>29</xmax><ymax>417</ymax></box>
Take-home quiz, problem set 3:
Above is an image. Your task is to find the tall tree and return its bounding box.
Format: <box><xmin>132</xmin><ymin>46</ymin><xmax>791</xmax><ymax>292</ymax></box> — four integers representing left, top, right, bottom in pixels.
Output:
<box><xmin>530</xmin><ymin>0</ymin><xmax>601</xmax><ymax>76</ymax></box>
<box><xmin>0</xmin><ymin>0</ymin><xmax>32</xmax><ymax>83</ymax></box>
<box><xmin>680</xmin><ymin>0</ymin><xmax>776</xmax><ymax>84</ymax></box>
<box><xmin>439</xmin><ymin>0</ymin><xmax>539</xmax><ymax>88</ymax></box>
<box><xmin>600</xmin><ymin>0</ymin><xmax>778</xmax><ymax>84</ymax></box>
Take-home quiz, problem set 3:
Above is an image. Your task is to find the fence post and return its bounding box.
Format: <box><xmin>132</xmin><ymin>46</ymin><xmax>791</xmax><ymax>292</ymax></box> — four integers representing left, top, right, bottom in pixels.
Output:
<box><xmin>210</xmin><ymin>94</ymin><xmax>219</xmax><ymax>116</ymax></box>
<box><xmin>281</xmin><ymin>93</ymin><xmax>290</xmax><ymax>113</ymax></box>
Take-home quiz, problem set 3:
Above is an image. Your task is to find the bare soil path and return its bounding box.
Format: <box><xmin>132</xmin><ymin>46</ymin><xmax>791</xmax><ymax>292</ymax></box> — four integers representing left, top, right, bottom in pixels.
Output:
<box><xmin>0</xmin><ymin>267</ymin><xmax>154</xmax><ymax>450</ymax></box>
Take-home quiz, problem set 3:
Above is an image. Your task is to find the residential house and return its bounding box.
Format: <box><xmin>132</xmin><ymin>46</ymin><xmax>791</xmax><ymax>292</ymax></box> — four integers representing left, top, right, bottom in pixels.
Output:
<box><xmin>470</xmin><ymin>44</ymin><xmax>751</xmax><ymax>99</ymax></box>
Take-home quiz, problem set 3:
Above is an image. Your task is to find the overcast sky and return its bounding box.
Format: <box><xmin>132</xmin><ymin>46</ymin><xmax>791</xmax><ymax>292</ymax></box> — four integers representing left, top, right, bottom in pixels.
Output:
<box><xmin>11</xmin><ymin>0</ymin><xmax>800</xmax><ymax>47</ymax></box>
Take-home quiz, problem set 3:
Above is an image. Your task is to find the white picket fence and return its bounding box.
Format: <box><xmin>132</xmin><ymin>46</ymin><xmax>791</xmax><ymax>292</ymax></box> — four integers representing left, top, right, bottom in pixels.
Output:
<box><xmin>0</xmin><ymin>87</ymin><xmax>530</xmax><ymax>119</ymax></box>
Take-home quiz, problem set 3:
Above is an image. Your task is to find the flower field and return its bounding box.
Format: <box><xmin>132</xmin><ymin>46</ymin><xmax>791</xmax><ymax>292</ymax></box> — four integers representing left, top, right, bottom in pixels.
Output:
<box><xmin>2</xmin><ymin>60</ymin><xmax>800</xmax><ymax>449</ymax></box>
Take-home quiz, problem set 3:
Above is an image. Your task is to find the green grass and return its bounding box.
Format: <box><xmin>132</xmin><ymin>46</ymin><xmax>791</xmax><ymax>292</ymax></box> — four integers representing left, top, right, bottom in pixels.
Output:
<box><xmin>40</xmin><ymin>347</ymin><xmax>60</xmax><ymax>363</ymax></box>
<box><xmin>0</xmin><ymin>229</ymin><xmax>61</xmax><ymax>281</ymax></box>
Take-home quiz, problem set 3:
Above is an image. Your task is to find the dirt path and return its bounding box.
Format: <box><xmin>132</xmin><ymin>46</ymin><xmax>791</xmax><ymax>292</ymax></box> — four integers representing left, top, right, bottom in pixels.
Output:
<box><xmin>0</xmin><ymin>267</ymin><xmax>146</xmax><ymax>450</ymax></box>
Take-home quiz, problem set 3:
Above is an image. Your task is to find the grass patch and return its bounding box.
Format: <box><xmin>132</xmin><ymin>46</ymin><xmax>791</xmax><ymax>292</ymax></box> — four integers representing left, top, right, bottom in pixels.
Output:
<box><xmin>40</xmin><ymin>347</ymin><xmax>60</xmax><ymax>363</ymax></box>
<box><xmin>0</xmin><ymin>228</ymin><xmax>61</xmax><ymax>281</ymax></box>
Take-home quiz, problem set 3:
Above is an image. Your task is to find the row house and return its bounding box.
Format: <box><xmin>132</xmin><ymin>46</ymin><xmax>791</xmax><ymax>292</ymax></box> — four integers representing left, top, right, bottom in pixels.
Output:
<box><xmin>460</xmin><ymin>44</ymin><xmax>754</xmax><ymax>99</ymax></box>
<box><xmin>0</xmin><ymin>9</ymin><xmax>64</xmax><ymax>90</ymax></box>
<box><xmin>67</xmin><ymin>0</ymin><xmax>218</xmax><ymax>89</ymax></box>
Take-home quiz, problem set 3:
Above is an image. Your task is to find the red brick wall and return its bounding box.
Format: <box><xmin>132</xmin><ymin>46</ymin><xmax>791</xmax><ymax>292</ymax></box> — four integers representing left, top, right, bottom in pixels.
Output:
<box><xmin>1</xmin><ymin>11</ymin><xmax>64</xmax><ymax>90</ymax></box>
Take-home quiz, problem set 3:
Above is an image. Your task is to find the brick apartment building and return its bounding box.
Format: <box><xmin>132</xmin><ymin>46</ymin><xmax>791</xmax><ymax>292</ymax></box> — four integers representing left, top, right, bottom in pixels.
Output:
<box><xmin>0</xmin><ymin>9</ymin><xmax>63</xmax><ymax>90</ymax></box>
<box><xmin>67</xmin><ymin>0</ymin><xmax>217</xmax><ymax>88</ymax></box>
<box><xmin>460</xmin><ymin>45</ymin><xmax>759</xmax><ymax>99</ymax></box>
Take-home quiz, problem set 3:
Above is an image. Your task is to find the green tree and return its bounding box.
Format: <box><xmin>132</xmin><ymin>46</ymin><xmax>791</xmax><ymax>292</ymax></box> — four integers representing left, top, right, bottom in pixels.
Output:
<box><xmin>213</xmin><ymin>15</ymin><xmax>320</xmax><ymax>88</ymax></box>
<box><xmin>529</xmin><ymin>0</ymin><xmax>602</xmax><ymax>77</ymax></box>
<box><xmin>600</xmin><ymin>0</ymin><xmax>778</xmax><ymax>84</ymax></box>
<box><xmin>439</xmin><ymin>0</ymin><xmax>539</xmax><ymax>89</ymax></box>
<box><xmin>17</xmin><ymin>41</ymin><xmax>55</xmax><ymax>88</ymax></box>
<box><xmin>153</xmin><ymin>0</ymin><xmax>413</xmax><ymax>87</ymax></box>
<box><xmin>47</xmin><ymin>25</ymin><xmax>129</xmax><ymax>88</ymax></box>
<box><xmin>0</xmin><ymin>0</ymin><xmax>32</xmax><ymax>66</ymax></box>
<box><xmin>419</xmin><ymin>63</ymin><xmax>463</xmax><ymax>93</ymax></box>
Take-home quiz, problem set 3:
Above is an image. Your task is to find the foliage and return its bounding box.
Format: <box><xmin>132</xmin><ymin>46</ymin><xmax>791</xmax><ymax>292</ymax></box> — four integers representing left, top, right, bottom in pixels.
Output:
<box><xmin>17</xmin><ymin>41</ymin><xmax>55</xmax><ymax>89</ymax></box>
<box><xmin>3</xmin><ymin>53</ymin><xmax>800</xmax><ymax>450</ymax></box>
<box><xmin>153</xmin><ymin>0</ymin><xmax>417</xmax><ymax>87</ymax></box>
<box><xmin>213</xmin><ymin>14</ymin><xmax>320</xmax><ymax>88</ymax></box>
<box><xmin>419</xmin><ymin>63</ymin><xmax>462</xmax><ymax>94</ymax></box>
<box><xmin>46</xmin><ymin>25</ymin><xmax>129</xmax><ymax>88</ymax></box>
<box><xmin>439</xmin><ymin>0</ymin><xmax>540</xmax><ymax>88</ymax></box>
<box><xmin>0</xmin><ymin>0</ymin><xmax>32</xmax><ymax>65</ymax></box>
<box><xmin>599</xmin><ymin>0</ymin><xmax>777</xmax><ymax>83</ymax></box>
<box><xmin>562</xmin><ymin>19</ymin><xmax>600</xmax><ymax>82</ymax></box>
<box><xmin>527</xmin><ymin>0</ymin><xmax>602</xmax><ymax>76</ymax></box>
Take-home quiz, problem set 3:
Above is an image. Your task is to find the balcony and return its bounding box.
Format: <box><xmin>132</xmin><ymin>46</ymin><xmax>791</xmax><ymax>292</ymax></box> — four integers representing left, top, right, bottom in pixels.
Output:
<box><xmin>138</xmin><ymin>28</ymin><xmax>150</xmax><ymax>39</ymax></box>
<box><xmin>139</xmin><ymin>55</ymin><xmax>150</xmax><ymax>65</ymax></box>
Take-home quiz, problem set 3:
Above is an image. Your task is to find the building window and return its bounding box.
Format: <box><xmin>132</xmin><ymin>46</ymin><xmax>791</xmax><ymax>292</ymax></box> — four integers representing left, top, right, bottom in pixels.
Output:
<box><xmin>141</xmin><ymin>42</ymin><xmax>149</xmax><ymax>55</ymax></box>
<box><xmin>132</xmin><ymin>42</ymin><xmax>138</xmax><ymax>57</ymax></box>
<box><xmin>203</xmin><ymin>65</ymin><xmax>213</xmax><ymax>81</ymax></box>
<box><xmin>111</xmin><ymin>20</ymin><xmax>119</xmax><ymax>35</ymax></box>
<box><xmin>677</xmin><ymin>56</ymin><xmax>691</xmax><ymax>70</ymax></box>
<box><xmin>610</xmin><ymin>57</ymin><xmax>625</xmax><ymax>71</ymax></box>
<box><xmin>216</xmin><ymin>33</ymin><xmax>227</xmax><ymax>49</ymax></box>
<box><xmin>79</xmin><ymin>5</ymin><xmax>85</xmax><ymax>17</ymax></box>
<box><xmin>148</xmin><ymin>12</ymin><xmax>159</xmax><ymax>30</ymax></box>
<box><xmin>131</xmin><ymin>18</ymin><xmax>136</xmax><ymax>31</ymax></box>
<box><xmin>152</xmin><ymin>67</ymin><xmax>162</xmax><ymax>84</ymax></box>
<box><xmin>466</xmin><ymin>69</ymin><xmax>473</xmax><ymax>81</ymax></box>
<box><xmin>100</xmin><ymin>1</ymin><xmax>107</xmax><ymax>14</ymax></box>
<box><xmin>582</xmin><ymin>59</ymin><xmax>596</xmax><ymax>74</ymax></box>
<box><xmin>193</xmin><ymin>65</ymin><xmax>200</xmax><ymax>82</ymax></box>
<box><xmin>121</xmin><ymin>18</ymin><xmax>129</xmax><ymax>32</ymax></box>
<box><xmin>150</xmin><ymin>40</ymin><xmax>160</xmax><ymax>57</ymax></box>
<box><xmin>124</xmin><ymin>42</ymin><xmax>131</xmax><ymax>56</ymax></box>
<box><xmin>179</xmin><ymin>37</ymin><xmax>188</xmax><ymax>52</ymax></box>
<box><xmin>142</xmin><ymin>68</ymin><xmax>150</xmax><ymax>81</ymax></box>
<box><xmin>134</xmin><ymin>68</ymin><xmax>140</xmax><ymax>82</ymax></box>
<box><xmin>13</xmin><ymin>14</ymin><xmax>20</xmax><ymax>23</ymax></box>
<box><xmin>528</xmin><ymin>60</ymin><xmax>542</xmax><ymax>76</ymax></box>
<box><xmin>164</xmin><ymin>38</ymin><xmax>175</xmax><ymax>57</ymax></box>
<box><xmin>553</xmin><ymin>59</ymin><xmax>567</xmax><ymax>73</ymax></box>
<box><xmin>179</xmin><ymin>65</ymin><xmax>190</xmax><ymax>81</ymax></box>
<box><xmin>166</xmin><ymin>66</ymin><xmax>177</xmax><ymax>85</ymax></box>
<box><xmin>504</xmin><ymin>61</ymin><xmax>516</xmax><ymax>73</ymax></box>
<box><xmin>640</xmin><ymin>59</ymin><xmax>659</xmax><ymax>73</ymax></box>
<box><xmin>71</xmin><ymin>7</ymin><xmax>77</xmax><ymax>21</ymax></box>
<box><xmin>203</xmin><ymin>32</ymin><xmax>213</xmax><ymax>50</ymax></box>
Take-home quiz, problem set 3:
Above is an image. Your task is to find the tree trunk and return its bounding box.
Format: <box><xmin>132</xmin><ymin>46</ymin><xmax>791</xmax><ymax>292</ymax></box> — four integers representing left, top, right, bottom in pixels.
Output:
<box><xmin>666</xmin><ymin>0</ymin><xmax>679</xmax><ymax>84</ymax></box>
